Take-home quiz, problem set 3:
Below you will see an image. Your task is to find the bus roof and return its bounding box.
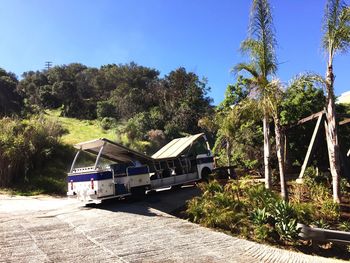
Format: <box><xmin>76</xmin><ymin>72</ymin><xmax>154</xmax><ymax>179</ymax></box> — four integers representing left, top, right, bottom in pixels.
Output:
<box><xmin>74</xmin><ymin>138</ymin><xmax>153</xmax><ymax>163</ymax></box>
<box><xmin>152</xmin><ymin>133</ymin><xmax>204</xmax><ymax>159</ymax></box>
<box><xmin>74</xmin><ymin>133</ymin><xmax>206</xmax><ymax>163</ymax></box>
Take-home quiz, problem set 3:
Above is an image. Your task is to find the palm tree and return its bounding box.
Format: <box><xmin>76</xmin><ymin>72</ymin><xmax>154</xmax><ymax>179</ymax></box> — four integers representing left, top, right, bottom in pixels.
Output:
<box><xmin>234</xmin><ymin>0</ymin><xmax>277</xmax><ymax>189</ymax></box>
<box><xmin>265</xmin><ymin>80</ymin><xmax>287</xmax><ymax>200</ymax></box>
<box><xmin>322</xmin><ymin>0</ymin><xmax>350</xmax><ymax>203</ymax></box>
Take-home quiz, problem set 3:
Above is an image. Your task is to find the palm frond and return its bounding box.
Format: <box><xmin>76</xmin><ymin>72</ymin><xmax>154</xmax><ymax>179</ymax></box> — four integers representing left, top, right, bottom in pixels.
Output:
<box><xmin>322</xmin><ymin>0</ymin><xmax>350</xmax><ymax>60</ymax></box>
<box><xmin>232</xmin><ymin>62</ymin><xmax>259</xmax><ymax>79</ymax></box>
<box><xmin>288</xmin><ymin>73</ymin><xmax>326</xmax><ymax>91</ymax></box>
<box><xmin>248</xmin><ymin>0</ymin><xmax>277</xmax><ymax>77</ymax></box>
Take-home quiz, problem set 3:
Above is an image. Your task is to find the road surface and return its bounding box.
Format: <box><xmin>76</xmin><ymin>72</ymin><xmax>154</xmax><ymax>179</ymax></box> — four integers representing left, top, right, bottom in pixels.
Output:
<box><xmin>0</xmin><ymin>186</ymin><xmax>344</xmax><ymax>262</ymax></box>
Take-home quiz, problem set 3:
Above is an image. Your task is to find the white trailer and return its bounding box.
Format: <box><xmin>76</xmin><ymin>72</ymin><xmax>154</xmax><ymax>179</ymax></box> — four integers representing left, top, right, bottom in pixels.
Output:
<box><xmin>67</xmin><ymin>133</ymin><xmax>214</xmax><ymax>203</ymax></box>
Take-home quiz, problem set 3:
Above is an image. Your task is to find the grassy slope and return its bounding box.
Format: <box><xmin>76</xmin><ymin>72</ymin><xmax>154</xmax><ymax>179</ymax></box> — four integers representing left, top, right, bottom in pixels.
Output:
<box><xmin>45</xmin><ymin>109</ymin><xmax>118</xmax><ymax>145</ymax></box>
<box><xmin>10</xmin><ymin>110</ymin><xmax>122</xmax><ymax>195</ymax></box>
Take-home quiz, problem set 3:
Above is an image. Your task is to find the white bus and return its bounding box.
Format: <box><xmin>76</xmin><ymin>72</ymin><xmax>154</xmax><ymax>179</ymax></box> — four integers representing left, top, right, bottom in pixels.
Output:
<box><xmin>67</xmin><ymin>133</ymin><xmax>214</xmax><ymax>203</ymax></box>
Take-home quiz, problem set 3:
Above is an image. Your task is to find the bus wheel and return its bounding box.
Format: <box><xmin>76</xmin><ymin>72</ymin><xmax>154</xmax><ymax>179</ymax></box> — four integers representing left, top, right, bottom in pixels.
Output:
<box><xmin>172</xmin><ymin>184</ymin><xmax>183</xmax><ymax>190</ymax></box>
<box><xmin>201</xmin><ymin>168</ymin><xmax>211</xmax><ymax>183</ymax></box>
<box><xmin>131</xmin><ymin>186</ymin><xmax>146</xmax><ymax>200</ymax></box>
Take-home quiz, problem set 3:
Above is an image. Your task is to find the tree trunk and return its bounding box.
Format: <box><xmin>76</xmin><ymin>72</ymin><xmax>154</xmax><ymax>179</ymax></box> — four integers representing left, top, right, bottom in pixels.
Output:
<box><xmin>226</xmin><ymin>140</ymin><xmax>231</xmax><ymax>167</ymax></box>
<box><xmin>325</xmin><ymin>65</ymin><xmax>341</xmax><ymax>203</ymax></box>
<box><xmin>263</xmin><ymin>112</ymin><xmax>271</xmax><ymax>189</ymax></box>
<box><xmin>274</xmin><ymin>118</ymin><xmax>287</xmax><ymax>200</ymax></box>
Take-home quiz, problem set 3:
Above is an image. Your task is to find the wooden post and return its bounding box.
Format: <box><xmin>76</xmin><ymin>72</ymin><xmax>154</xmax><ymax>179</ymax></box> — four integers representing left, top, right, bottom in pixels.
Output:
<box><xmin>297</xmin><ymin>113</ymin><xmax>324</xmax><ymax>182</ymax></box>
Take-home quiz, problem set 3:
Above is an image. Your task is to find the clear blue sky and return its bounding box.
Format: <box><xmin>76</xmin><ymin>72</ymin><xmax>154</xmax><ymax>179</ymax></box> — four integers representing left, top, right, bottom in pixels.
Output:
<box><xmin>0</xmin><ymin>0</ymin><xmax>349</xmax><ymax>104</ymax></box>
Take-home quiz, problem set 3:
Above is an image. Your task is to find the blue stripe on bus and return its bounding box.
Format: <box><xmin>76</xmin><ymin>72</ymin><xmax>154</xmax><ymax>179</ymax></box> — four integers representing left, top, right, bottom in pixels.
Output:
<box><xmin>197</xmin><ymin>156</ymin><xmax>214</xmax><ymax>164</ymax></box>
<box><xmin>67</xmin><ymin>171</ymin><xmax>112</xmax><ymax>182</ymax></box>
<box><xmin>127</xmin><ymin>166</ymin><xmax>149</xmax><ymax>176</ymax></box>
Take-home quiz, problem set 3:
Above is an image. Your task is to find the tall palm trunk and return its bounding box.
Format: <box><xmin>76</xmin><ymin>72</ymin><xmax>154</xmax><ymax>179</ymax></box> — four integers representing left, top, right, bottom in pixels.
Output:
<box><xmin>325</xmin><ymin>64</ymin><xmax>341</xmax><ymax>203</ymax></box>
<box><xmin>274</xmin><ymin>118</ymin><xmax>287</xmax><ymax>200</ymax></box>
<box><xmin>263</xmin><ymin>112</ymin><xmax>271</xmax><ymax>189</ymax></box>
<box><xmin>226</xmin><ymin>139</ymin><xmax>231</xmax><ymax>166</ymax></box>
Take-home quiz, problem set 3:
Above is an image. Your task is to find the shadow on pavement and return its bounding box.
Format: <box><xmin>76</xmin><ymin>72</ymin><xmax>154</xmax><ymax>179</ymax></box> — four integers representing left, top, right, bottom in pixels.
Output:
<box><xmin>90</xmin><ymin>184</ymin><xmax>201</xmax><ymax>217</ymax></box>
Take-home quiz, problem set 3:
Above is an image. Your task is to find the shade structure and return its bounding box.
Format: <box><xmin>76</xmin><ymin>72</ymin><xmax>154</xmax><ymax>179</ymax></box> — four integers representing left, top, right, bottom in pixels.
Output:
<box><xmin>152</xmin><ymin>133</ymin><xmax>204</xmax><ymax>159</ymax></box>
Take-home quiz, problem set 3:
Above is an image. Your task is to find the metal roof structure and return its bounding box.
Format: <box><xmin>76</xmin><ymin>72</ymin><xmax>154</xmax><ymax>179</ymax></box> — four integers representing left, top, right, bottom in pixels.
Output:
<box><xmin>152</xmin><ymin>133</ymin><xmax>204</xmax><ymax>159</ymax></box>
<box><xmin>74</xmin><ymin>138</ymin><xmax>153</xmax><ymax>163</ymax></box>
<box><xmin>74</xmin><ymin>133</ymin><xmax>206</xmax><ymax>163</ymax></box>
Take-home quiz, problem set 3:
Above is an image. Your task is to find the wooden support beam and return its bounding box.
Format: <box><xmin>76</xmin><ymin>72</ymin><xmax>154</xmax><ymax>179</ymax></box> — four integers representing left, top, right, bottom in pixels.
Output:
<box><xmin>297</xmin><ymin>110</ymin><xmax>324</xmax><ymax>126</ymax></box>
<box><xmin>339</xmin><ymin>118</ymin><xmax>350</xmax><ymax>126</ymax></box>
<box><xmin>297</xmin><ymin>113</ymin><xmax>323</xmax><ymax>181</ymax></box>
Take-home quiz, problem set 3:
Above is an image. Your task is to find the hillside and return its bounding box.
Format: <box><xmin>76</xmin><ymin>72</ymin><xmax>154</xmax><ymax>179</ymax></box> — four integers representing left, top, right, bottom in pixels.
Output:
<box><xmin>45</xmin><ymin>110</ymin><xmax>119</xmax><ymax>145</ymax></box>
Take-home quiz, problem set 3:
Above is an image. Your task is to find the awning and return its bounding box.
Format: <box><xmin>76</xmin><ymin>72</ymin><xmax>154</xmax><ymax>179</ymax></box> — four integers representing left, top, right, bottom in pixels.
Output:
<box><xmin>74</xmin><ymin>138</ymin><xmax>153</xmax><ymax>164</ymax></box>
<box><xmin>152</xmin><ymin>133</ymin><xmax>204</xmax><ymax>159</ymax></box>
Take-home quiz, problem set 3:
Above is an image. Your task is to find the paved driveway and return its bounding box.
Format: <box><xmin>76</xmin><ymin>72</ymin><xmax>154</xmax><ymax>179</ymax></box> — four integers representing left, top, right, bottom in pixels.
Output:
<box><xmin>0</xmin><ymin>187</ymin><xmax>345</xmax><ymax>262</ymax></box>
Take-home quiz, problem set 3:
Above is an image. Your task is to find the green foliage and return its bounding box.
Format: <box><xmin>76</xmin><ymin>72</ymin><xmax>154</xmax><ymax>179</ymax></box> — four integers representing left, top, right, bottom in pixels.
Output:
<box><xmin>251</xmin><ymin>207</ymin><xmax>269</xmax><ymax>225</ymax></box>
<box><xmin>96</xmin><ymin>101</ymin><xmax>118</xmax><ymax>119</ymax></box>
<box><xmin>218</xmin><ymin>76</ymin><xmax>250</xmax><ymax>110</ymax></box>
<box><xmin>319</xmin><ymin>199</ymin><xmax>340</xmax><ymax>221</ymax></box>
<box><xmin>245</xmin><ymin>183</ymin><xmax>279</xmax><ymax>212</ymax></box>
<box><xmin>272</xmin><ymin>201</ymin><xmax>300</xmax><ymax>242</ymax></box>
<box><xmin>322</xmin><ymin>0</ymin><xmax>350</xmax><ymax>59</ymax></box>
<box><xmin>253</xmin><ymin>224</ymin><xmax>271</xmax><ymax>241</ymax></box>
<box><xmin>339</xmin><ymin>221</ymin><xmax>350</xmax><ymax>232</ymax></box>
<box><xmin>280</xmin><ymin>78</ymin><xmax>325</xmax><ymax>125</ymax></box>
<box><xmin>187</xmin><ymin>181</ymin><xmax>247</xmax><ymax>232</ymax></box>
<box><xmin>312</xmin><ymin>218</ymin><xmax>331</xmax><ymax>229</ymax></box>
<box><xmin>292</xmin><ymin>202</ymin><xmax>315</xmax><ymax>224</ymax></box>
<box><xmin>0</xmin><ymin>116</ymin><xmax>69</xmax><ymax>189</ymax></box>
<box><xmin>45</xmin><ymin>109</ymin><xmax>117</xmax><ymax>145</ymax></box>
<box><xmin>100</xmin><ymin>117</ymin><xmax>117</xmax><ymax>130</ymax></box>
<box><xmin>289</xmin><ymin>166</ymin><xmax>341</xmax><ymax>225</ymax></box>
<box><xmin>18</xmin><ymin>63</ymin><xmax>212</xmax><ymax>145</ymax></box>
<box><xmin>0</xmin><ymin>68</ymin><xmax>22</xmax><ymax>116</ymax></box>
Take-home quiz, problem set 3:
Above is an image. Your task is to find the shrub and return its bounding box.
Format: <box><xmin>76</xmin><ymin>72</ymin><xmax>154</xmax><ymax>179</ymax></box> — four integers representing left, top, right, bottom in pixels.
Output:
<box><xmin>339</xmin><ymin>221</ymin><xmax>350</xmax><ymax>232</ymax></box>
<box><xmin>100</xmin><ymin>117</ymin><xmax>117</xmax><ymax>130</ymax></box>
<box><xmin>245</xmin><ymin>184</ymin><xmax>279</xmax><ymax>213</ymax></box>
<box><xmin>0</xmin><ymin>116</ymin><xmax>67</xmax><ymax>188</ymax></box>
<box><xmin>318</xmin><ymin>199</ymin><xmax>340</xmax><ymax>222</ymax></box>
<box><xmin>272</xmin><ymin>201</ymin><xmax>300</xmax><ymax>242</ymax></box>
<box><xmin>293</xmin><ymin>202</ymin><xmax>316</xmax><ymax>224</ymax></box>
<box><xmin>251</xmin><ymin>208</ymin><xmax>269</xmax><ymax>226</ymax></box>
<box><xmin>186</xmin><ymin>197</ymin><xmax>204</xmax><ymax>223</ymax></box>
<box><xmin>187</xmin><ymin>180</ymin><xmax>248</xmax><ymax>232</ymax></box>
<box><xmin>312</xmin><ymin>219</ymin><xmax>330</xmax><ymax>229</ymax></box>
<box><xmin>254</xmin><ymin>224</ymin><xmax>271</xmax><ymax>241</ymax></box>
<box><xmin>96</xmin><ymin>101</ymin><xmax>118</xmax><ymax>119</ymax></box>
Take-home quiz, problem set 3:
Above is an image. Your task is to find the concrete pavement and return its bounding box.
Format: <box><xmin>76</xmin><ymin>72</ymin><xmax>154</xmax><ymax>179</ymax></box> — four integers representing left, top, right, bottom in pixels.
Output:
<box><xmin>0</xmin><ymin>188</ymin><xmax>346</xmax><ymax>262</ymax></box>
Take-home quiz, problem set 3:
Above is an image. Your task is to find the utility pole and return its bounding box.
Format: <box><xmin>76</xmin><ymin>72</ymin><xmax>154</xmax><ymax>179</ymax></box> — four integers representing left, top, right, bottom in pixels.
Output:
<box><xmin>45</xmin><ymin>61</ymin><xmax>52</xmax><ymax>70</ymax></box>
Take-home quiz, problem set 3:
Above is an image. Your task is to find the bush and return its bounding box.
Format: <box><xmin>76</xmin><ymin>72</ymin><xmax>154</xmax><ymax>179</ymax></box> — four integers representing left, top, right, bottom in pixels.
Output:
<box><xmin>339</xmin><ymin>221</ymin><xmax>350</xmax><ymax>232</ymax></box>
<box><xmin>96</xmin><ymin>101</ymin><xmax>118</xmax><ymax>119</ymax></box>
<box><xmin>245</xmin><ymin>184</ymin><xmax>279</xmax><ymax>213</ymax></box>
<box><xmin>293</xmin><ymin>202</ymin><xmax>316</xmax><ymax>224</ymax></box>
<box><xmin>100</xmin><ymin>117</ymin><xmax>117</xmax><ymax>130</ymax></box>
<box><xmin>272</xmin><ymin>201</ymin><xmax>300</xmax><ymax>242</ymax></box>
<box><xmin>0</xmin><ymin>116</ymin><xmax>68</xmax><ymax>189</ymax></box>
<box><xmin>318</xmin><ymin>199</ymin><xmax>340</xmax><ymax>222</ymax></box>
<box><xmin>187</xmin><ymin>181</ymin><xmax>248</xmax><ymax>232</ymax></box>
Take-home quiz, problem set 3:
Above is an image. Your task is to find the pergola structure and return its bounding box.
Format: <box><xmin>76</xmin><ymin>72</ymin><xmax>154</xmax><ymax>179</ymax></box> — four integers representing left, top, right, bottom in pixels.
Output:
<box><xmin>286</xmin><ymin>109</ymin><xmax>350</xmax><ymax>182</ymax></box>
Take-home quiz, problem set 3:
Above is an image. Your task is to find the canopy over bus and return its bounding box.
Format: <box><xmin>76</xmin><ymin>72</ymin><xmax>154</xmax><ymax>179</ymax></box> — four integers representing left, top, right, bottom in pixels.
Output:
<box><xmin>74</xmin><ymin>138</ymin><xmax>153</xmax><ymax>163</ymax></box>
<box><xmin>152</xmin><ymin>133</ymin><xmax>205</xmax><ymax>159</ymax></box>
<box><xmin>74</xmin><ymin>133</ymin><xmax>206</xmax><ymax>163</ymax></box>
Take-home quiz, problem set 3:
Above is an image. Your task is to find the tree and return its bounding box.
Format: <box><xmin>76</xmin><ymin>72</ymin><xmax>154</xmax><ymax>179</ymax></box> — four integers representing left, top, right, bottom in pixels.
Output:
<box><xmin>234</xmin><ymin>0</ymin><xmax>277</xmax><ymax>189</ymax></box>
<box><xmin>280</xmin><ymin>75</ymin><xmax>326</xmax><ymax>169</ymax></box>
<box><xmin>161</xmin><ymin>67</ymin><xmax>212</xmax><ymax>137</ymax></box>
<box><xmin>322</xmin><ymin>0</ymin><xmax>350</xmax><ymax>203</ymax></box>
<box><xmin>0</xmin><ymin>68</ymin><xmax>21</xmax><ymax>116</ymax></box>
<box><xmin>265</xmin><ymin>80</ymin><xmax>288</xmax><ymax>200</ymax></box>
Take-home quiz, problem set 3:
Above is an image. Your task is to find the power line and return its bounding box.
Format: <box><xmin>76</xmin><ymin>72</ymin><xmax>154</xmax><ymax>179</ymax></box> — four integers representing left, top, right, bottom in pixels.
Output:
<box><xmin>45</xmin><ymin>61</ymin><xmax>52</xmax><ymax>70</ymax></box>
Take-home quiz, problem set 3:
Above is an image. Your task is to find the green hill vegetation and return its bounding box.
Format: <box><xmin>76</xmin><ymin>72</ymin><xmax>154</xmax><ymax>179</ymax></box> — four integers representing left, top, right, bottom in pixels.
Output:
<box><xmin>45</xmin><ymin>109</ymin><xmax>118</xmax><ymax>145</ymax></box>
